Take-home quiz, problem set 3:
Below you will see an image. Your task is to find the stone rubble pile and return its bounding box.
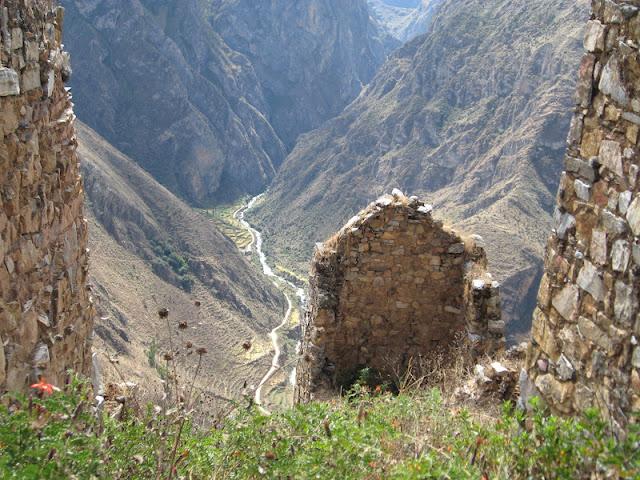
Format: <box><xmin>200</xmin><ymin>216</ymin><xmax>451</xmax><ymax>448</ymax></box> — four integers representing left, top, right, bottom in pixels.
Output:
<box><xmin>0</xmin><ymin>0</ymin><xmax>93</xmax><ymax>392</ymax></box>
<box><xmin>296</xmin><ymin>190</ymin><xmax>504</xmax><ymax>403</ymax></box>
<box><xmin>525</xmin><ymin>0</ymin><xmax>640</xmax><ymax>431</ymax></box>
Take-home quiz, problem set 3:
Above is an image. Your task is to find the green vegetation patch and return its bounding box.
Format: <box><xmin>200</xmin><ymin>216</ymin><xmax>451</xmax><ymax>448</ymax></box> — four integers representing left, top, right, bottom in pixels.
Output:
<box><xmin>150</xmin><ymin>240</ymin><xmax>194</xmax><ymax>292</ymax></box>
<box><xmin>1</xmin><ymin>381</ymin><xmax>638</xmax><ymax>479</ymax></box>
<box><xmin>202</xmin><ymin>202</ymin><xmax>253</xmax><ymax>250</ymax></box>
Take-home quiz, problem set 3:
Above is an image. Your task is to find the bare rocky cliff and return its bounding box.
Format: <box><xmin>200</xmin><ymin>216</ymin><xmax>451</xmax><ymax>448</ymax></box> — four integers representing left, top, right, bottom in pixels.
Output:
<box><xmin>61</xmin><ymin>0</ymin><xmax>286</xmax><ymax>205</ymax></box>
<box><xmin>210</xmin><ymin>0</ymin><xmax>393</xmax><ymax>148</ymax></box>
<box><xmin>253</xmin><ymin>0</ymin><xmax>589</xmax><ymax>339</ymax></box>
<box><xmin>368</xmin><ymin>0</ymin><xmax>442</xmax><ymax>42</ymax></box>
<box><xmin>61</xmin><ymin>0</ymin><xmax>391</xmax><ymax>205</ymax></box>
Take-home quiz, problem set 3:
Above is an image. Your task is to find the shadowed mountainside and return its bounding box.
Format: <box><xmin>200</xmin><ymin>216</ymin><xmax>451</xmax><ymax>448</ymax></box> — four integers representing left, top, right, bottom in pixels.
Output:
<box><xmin>62</xmin><ymin>0</ymin><xmax>391</xmax><ymax>205</ymax></box>
<box><xmin>209</xmin><ymin>0</ymin><xmax>394</xmax><ymax>149</ymax></box>
<box><xmin>368</xmin><ymin>0</ymin><xmax>442</xmax><ymax>42</ymax></box>
<box><xmin>252</xmin><ymin>0</ymin><xmax>589</xmax><ymax>338</ymax></box>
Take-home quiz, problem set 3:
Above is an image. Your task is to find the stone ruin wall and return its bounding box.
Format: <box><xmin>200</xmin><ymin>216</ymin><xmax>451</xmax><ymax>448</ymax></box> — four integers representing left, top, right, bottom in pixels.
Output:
<box><xmin>295</xmin><ymin>192</ymin><xmax>504</xmax><ymax>403</ymax></box>
<box><xmin>525</xmin><ymin>0</ymin><xmax>640</xmax><ymax>430</ymax></box>
<box><xmin>0</xmin><ymin>0</ymin><xmax>94</xmax><ymax>392</ymax></box>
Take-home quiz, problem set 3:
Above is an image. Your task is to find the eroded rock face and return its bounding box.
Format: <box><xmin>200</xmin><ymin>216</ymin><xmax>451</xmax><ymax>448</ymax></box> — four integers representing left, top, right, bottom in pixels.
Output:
<box><xmin>295</xmin><ymin>191</ymin><xmax>504</xmax><ymax>402</ymax></box>
<box><xmin>0</xmin><ymin>1</ymin><xmax>94</xmax><ymax>392</ymax></box>
<box><xmin>211</xmin><ymin>0</ymin><xmax>391</xmax><ymax>149</ymax></box>
<box><xmin>525</xmin><ymin>0</ymin><xmax>640</xmax><ymax>431</ymax></box>
<box><xmin>61</xmin><ymin>0</ymin><xmax>287</xmax><ymax>205</ymax></box>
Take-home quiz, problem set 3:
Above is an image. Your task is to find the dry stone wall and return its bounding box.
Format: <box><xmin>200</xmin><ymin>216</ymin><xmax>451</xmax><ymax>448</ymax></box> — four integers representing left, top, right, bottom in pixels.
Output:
<box><xmin>525</xmin><ymin>0</ymin><xmax>640</xmax><ymax>430</ymax></box>
<box><xmin>0</xmin><ymin>0</ymin><xmax>93</xmax><ymax>392</ymax></box>
<box><xmin>295</xmin><ymin>191</ymin><xmax>504</xmax><ymax>403</ymax></box>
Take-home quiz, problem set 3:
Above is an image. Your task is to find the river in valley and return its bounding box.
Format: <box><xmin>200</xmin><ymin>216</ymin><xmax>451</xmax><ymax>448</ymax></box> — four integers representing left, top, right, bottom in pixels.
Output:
<box><xmin>233</xmin><ymin>194</ymin><xmax>305</xmax><ymax>409</ymax></box>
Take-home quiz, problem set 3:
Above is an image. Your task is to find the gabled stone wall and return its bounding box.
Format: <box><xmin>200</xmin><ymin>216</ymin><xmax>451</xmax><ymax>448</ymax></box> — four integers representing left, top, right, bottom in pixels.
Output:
<box><xmin>0</xmin><ymin>0</ymin><xmax>94</xmax><ymax>392</ymax></box>
<box><xmin>295</xmin><ymin>191</ymin><xmax>504</xmax><ymax>403</ymax></box>
<box><xmin>525</xmin><ymin>0</ymin><xmax>640</xmax><ymax>430</ymax></box>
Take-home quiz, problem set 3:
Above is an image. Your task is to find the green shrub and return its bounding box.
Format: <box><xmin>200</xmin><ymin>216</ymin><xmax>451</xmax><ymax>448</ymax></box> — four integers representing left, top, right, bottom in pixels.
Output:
<box><xmin>0</xmin><ymin>381</ymin><xmax>638</xmax><ymax>479</ymax></box>
<box><xmin>150</xmin><ymin>240</ymin><xmax>193</xmax><ymax>292</ymax></box>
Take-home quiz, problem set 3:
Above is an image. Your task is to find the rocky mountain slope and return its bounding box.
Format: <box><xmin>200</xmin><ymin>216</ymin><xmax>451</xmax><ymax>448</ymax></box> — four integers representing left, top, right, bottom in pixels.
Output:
<box><xmin>62</xmin><ymin>0</ymin><xmax>286</xmax><ymax>205</ymax></box>
<box><xmin>78</xmin><ymin>122</ymin><xmax>284</xmax><ymax>402</ymax></box>
<box><xmin>210</xmin><ymin>0</ymin><xmax>393</xmax><ymax>149</ymax></box>
<box><xmin>253</xmin><ymin>0</ymin><xmax>589</xmax><ymax>337</ymax></box>
<box><xmin>368</xmin><ymin>0</ymin><xmax>442</xmax><ymax>42</ymax></box>
<box><xmin>62</xmin><ymin>0</ymin><xmax>390</xmax><ymax>204</ymax></box>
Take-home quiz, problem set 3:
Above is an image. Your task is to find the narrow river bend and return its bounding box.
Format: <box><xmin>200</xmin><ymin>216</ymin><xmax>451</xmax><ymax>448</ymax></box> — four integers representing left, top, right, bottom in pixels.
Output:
<box><xmin>233</xmin><ymin>194</ymin><xmax>305</xmax><ymax>410</ymax></box>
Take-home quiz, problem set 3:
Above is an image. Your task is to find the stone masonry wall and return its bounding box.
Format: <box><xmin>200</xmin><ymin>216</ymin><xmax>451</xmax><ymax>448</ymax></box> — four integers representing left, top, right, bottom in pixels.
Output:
<box><xmin>525</xmin><ymin>0</ymin><xmax>640</xmax><ymax>430</ymax></box>
<box><xmin>295</xmin><ymin>191</ymin><xmax>504</xmax><ymax>403</ymax></box>
<box><xmin>0</xmin><ymin>0</ymin><xmax>94</xmax><ymax>392</ymax></box>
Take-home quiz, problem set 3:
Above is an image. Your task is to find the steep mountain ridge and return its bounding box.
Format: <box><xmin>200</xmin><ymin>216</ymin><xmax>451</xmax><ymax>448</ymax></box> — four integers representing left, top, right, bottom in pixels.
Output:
<box><xmin>209</xmin><ymin>0</ymin><xmax>393</xmax><ymax>148</ymax></box>
<box><xmin>368</xmin><ymin>0</ymin><xmax>442</xmax><ymax>42</ymax></box>
<box><xmin>78</xmin><ymin>122</ymin><xmax>284</xmax><ymax>401</ymax></box>
<box><xmin>62</xmin><ymin>0</ymin><xmax>391</xmax><ymax>204</ymax></box>
<box><xmin>253</xmin><ymin>0</ymin><xmax>589</xmax><ymax>336</ymax></box>
<box><xmin>63</xmin><ymin>0</ymin><xmax>285</xmax><ymax>205</ymax></box>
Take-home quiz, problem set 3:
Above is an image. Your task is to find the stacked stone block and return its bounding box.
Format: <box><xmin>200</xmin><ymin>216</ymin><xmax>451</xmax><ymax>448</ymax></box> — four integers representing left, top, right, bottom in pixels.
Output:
<box><xmin>525</xmin><ymin>0</ymin><xmax>640</xmax><ymax>430</ymax></box>
<box><xmin>0</xmin><ymin>0</ymin><xmax>94</xmax><ymax>392</ymax></box>
<box><xmin>295</xmin><ymin>191</ymin><xmax>504</xmax><ymax>403</ymax></box>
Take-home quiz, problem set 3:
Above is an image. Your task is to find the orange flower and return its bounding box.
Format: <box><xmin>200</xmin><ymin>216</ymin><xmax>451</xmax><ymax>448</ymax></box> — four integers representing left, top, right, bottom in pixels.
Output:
<box><xmin>30</xmin><ymin>378</ymin><xmax>59</xmax><ymax>395</ymax></box>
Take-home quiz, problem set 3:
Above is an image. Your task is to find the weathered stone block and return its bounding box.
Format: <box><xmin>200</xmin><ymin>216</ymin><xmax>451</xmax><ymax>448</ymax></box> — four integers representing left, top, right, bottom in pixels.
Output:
<box><xmin>556</xmin><ymin>354</ymin><xmax>575</xmax><ymax>381</ymax></box>
<box><xmin>626</xmin><ymin>196</ymin><xmax>640</xmax><ymax>236</ymax></box>
<box><xmin>535</xmin><ymin>374</ymin><xmax>574</xmax><ymax>412</ymax></box>
<box><xmin>577</xmin><ymin>260</ymin><xmax>606</xmax><ymax>302</ymax></box>
<box><xmin>574</xmin><ymin>179</ymin><xmax>592</xmax><ymax>201</ymax></box>
<box><xmin>584</xmin><ymin>20</ymin><xmax>607</xmax><ymax>52</ymax></box>
<box><xmin>576</xmin><ymin>54</ymin><xmax>596</xmax><ymax>107</ymax></box>
<box><xmin>602</xmin><ymin>209</ymin><xmax>628</xmax><ymax>236</ymax></box>
<box><xmin>21</xmin><ymin>64</ymin><xmax>40</xmax><ymax>92</ymax></box>
<box><xmin>0</xmin><ymin>67</ymin><xmax>19</xmax><ymax>96</ymax></box>
<box><xmin>614</xmin><ymin>280</ymin><xmax>637</xmax><ymax>326</ymax></box>
<box><xmin>590</xmin><ymin>229</ymin><xmax>607</xmax><ymax>265</ymax></box>
<box><xmin>566</xmin><ymin>156</ymin><xmax>597</xmax><ymax>182</ymax></box>
<box><xmin>611</xmin><ymin>240</ymin><xmax>630</xmax><ymax>272</ymax></box>
<box><xmin>619</xmin><ymin>190</ymin><xmax>632</xmax><ymax>215</ymax></box>
<box><xmin>599</xmin><ymin>54</ymin><xmax>629</xmax><ymax>106</ymax></box>
<box><xmin>622</xmin><ymin>111</ymin><xmax>640</xmax><ymax>125</ymax></box>
<box><xmin>556</xmin><ymin>213</ymin><xmax>576</xmax><ymax>240</ymax></box>
<box><xmin>10</xmin><ymin>28</ymin><xmax>22</xmax><ymax>50</ymax></box>
<box><xmin>599</xmin><ymin>140</ymin><xmax>624</xmax><ymax>177</ymax></box>
<box><xmin>633</xmin><ymin>241</ymin><xmax>640</xmax><ymax>266</ymax></box>
<box><xmin>578</xmin><ymin>316</ymin><xmax>613</xmax><ymax>354</ymax></box>
<box><xmin>552</xmin><ymin>284</ymin><xmax>580</xmax><ymax>321</ymax></box>
<box><xmin>532</xmin><ymin>307</ymin><xmax>559</xmax><ymax>359</ymax></box>
<box><xmin>633</xmin><ymin>347</ymin><xmax>640</xmax><ymax>369</ymax></box>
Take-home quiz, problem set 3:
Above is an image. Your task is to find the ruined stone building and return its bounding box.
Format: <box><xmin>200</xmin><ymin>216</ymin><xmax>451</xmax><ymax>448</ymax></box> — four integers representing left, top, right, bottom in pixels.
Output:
<box><xmin>295</xmin><ymin>191</ymin><xmax>504</xmax><ymax>402</ymax></box>
<box><xmin>524</xmin><ymin>0</ymin><xmax>640</xmax><ymax>430</ymax></box>
<box><xmin>0</xmin><ymin>0</ymin><xmax>93</xmax><ymax>392</ymax></box>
